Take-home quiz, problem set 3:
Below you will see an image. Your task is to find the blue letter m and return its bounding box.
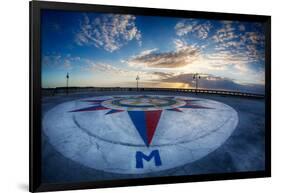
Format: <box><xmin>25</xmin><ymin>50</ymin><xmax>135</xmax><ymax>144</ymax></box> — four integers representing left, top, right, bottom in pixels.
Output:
<box><xmin>136</xmin><ymin>150</ymin><xmax>162</xmax><ymax>168</ymax></box>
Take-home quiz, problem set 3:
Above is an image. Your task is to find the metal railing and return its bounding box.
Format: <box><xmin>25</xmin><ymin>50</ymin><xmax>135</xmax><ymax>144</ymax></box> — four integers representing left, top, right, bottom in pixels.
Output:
<box><xmin>42</xmin><ymin>87</ymin><xmax>264</xmax><ymax>98</ymax></box>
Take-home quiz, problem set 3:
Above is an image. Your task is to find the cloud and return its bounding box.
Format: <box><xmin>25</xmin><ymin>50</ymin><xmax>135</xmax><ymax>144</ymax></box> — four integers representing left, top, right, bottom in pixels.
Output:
<box><xmin>175</xmin><ymin>19</ymin><xmax>212</xmax><ymax>39</ymax></box>
<box><xmin>201</xmin><ymin>50</ymin><xmax>264</xmax><ymax>84</ymax></box>
<box><xmin>209</xmin><ymin>21</ymin><xmax>265</xmax><ymax>74</ymax></box>
<box><xmin>126</xmin><ymin>40</ymin><xmax>200</xmax><ymax>68</ymax></box>
<box><xmin>245</xmin><ymin>32</ymin><xmax>264</xmax><ymax>44</ymax></box>
<box><xmin>85</xmin><ymin>62</ymin><xmax>130</xmax><ymax>75</ymax></box>
<box><xmin>159</xmin><ymin>73</ymin><xmax>264</xmax><ymax>94</ymax></box>
<box><xmin>151</xmin><ymin>71</ymin><xmax>176</xmax><ymax>80</ymax></box>
<box><xmin>42</xmin><ymin>54</ymin><xmax>81</xmax><ymax>70</ymax></box>
<box><xmin>84</xmin><ymin>61</ymin><xmax>155</xmax><ymax>79</ymax></box>
<box><xmin>211</xmin><ymin>20</ymin><xmax>242</xmax><ymax>44</ymax></box>
<box><xmin>75</xmin><ymin>14</ymin><xmax>141</xmax><ymax>52</ymax></box>
<box><xmin>137</xmin><ymin>48</ymin><xmax>158</xmax><ymax>57</ymax></box>
<box><xmin>239</xmin><ymin>24</ymin><xmax>246</xmax><ymax>31</ymax></box>
<box><xmin>151</xmin><ymin>71</ymin><xmax>175</xmax><ymax>79</ymax></box>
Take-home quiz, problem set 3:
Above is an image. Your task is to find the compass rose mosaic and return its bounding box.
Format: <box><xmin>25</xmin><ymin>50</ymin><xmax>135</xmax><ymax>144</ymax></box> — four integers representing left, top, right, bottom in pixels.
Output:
<box><xmin>70</xmin><ymin>95</ymin><xmax>211</xmax><ymax>147</ymax></box>
<box><xmin>43</xmin><ymin>95</ymin><xmax>238</xmax><ymax>174</ymax></box>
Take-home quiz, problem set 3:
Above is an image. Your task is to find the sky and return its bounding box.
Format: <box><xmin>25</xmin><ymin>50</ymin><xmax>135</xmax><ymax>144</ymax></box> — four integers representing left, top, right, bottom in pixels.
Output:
<box><xmin>41</xmin><ymin>10</ymin><xmax>266</xmax><ymax>93</ymax></box>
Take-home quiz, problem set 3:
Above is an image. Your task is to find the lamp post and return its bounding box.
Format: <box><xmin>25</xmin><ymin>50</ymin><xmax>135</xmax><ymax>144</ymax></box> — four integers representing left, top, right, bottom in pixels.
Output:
<box><xmin>66</xmin><ymin>72</ymin><xmax>69</xmax><ymax>95</ymax></box>
<box><xmin>193</xmin><ymin>73</ymin><xmax>200</xmax><ymax>95</ymax></box>
<box><xmin>136</xmin><ymin>75</ymin><xmax>140</xmax><ymax>91</ymax></box>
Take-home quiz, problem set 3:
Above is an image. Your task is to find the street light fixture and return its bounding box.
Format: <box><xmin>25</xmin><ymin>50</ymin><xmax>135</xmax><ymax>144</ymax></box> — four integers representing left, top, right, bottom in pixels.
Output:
<box><xmin>193</xmin><ymin>73</ymin><xmax>200</xmax><ymax>95</ymax></box>
<box><xmin>136</xmin><ymin>75</ymin><xmax>140</xmax><ymax>91</ymax></box>
<box><xmin>66</xmin><ymin>72</ymin><xmax>69</xmax><ymax>95</ymax></box>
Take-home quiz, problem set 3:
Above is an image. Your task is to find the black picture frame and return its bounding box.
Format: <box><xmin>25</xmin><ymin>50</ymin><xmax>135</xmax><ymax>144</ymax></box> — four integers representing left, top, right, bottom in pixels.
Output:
<box><xmin>30</xmin><ymin>1</ymin><xmax>271</xmax><ymax>192</ymax></box>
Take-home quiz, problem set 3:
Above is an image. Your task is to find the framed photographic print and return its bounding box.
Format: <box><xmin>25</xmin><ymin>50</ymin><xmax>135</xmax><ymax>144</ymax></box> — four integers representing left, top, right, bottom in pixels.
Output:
<box><xmin>30</xmin><ymin>1</ymin><xmax>271</xmax><ymax>192</ymax></box>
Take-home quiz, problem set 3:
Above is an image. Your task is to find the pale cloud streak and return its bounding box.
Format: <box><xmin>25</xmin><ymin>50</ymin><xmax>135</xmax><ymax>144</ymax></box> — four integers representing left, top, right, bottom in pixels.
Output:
<box><xmin>42</xmin><ymin>54</ymin><xmax>81</xmax><ymax>70</ymax></box>
<box><xmin>85</xmin><ymin>62</ymin><xmax>130</xmax><ymax>75</ymax></box>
